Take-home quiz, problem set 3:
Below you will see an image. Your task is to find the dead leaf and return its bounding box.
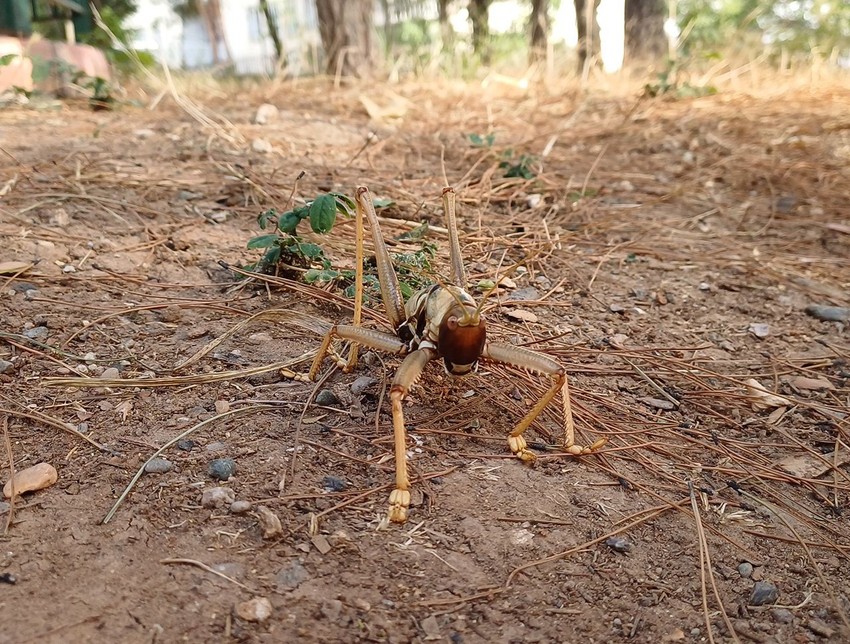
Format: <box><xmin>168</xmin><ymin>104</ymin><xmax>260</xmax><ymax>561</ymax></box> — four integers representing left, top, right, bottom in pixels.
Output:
<box><xmin>0</xmin><ymin>261</ymin><xmax>33</xmax><ymax>275</ymax></box>
<box><xmin>310</xmin><ymin>534</ymin><xmax>332</xmax><ymax>555</ymax></box>
<box><xmin>789</xmin><ymin>376</ymin><xmax>834</xmax><ymax>391</ymax></box>
<box><xmin>777</xmin><ymin>450</ymin><xmax>850</xmax><ymax>479</ymax></box>
<box><xmin>256</xmin><ymin>505</ymin><xmax>283</xmax><ymax>539</ymax></box>
<box><xmin>744</xmin><ymin>379</ymin><xmax>791</xmax><ymax>411</ymax></box>
<box><xmin>609</xmin><ymin>333</ymin><xmax>629</xmax><ymax>349</ymax></box>
<box><xmin>115</xmin><ymin>400</ymin><xmax>133</xmax><ymax>422</ymax></box>
<box><xmin>506</xmin><ymin>309</ymin><xmax>538</xmax><ymax>323</ymax></box>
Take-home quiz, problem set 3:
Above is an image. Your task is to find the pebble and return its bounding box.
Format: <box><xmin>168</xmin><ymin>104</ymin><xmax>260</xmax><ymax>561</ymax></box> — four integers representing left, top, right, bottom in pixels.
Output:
<box><xmin>748</xmin><ymin>322</ymin><xmax>770</xmax><ymax>338</ymax></box>
<box><xmin>144</xmin><ymin>458</ymin><xmax>173</xmax><ymax>474</ymax></box>
<box><xmin>0</xmin><ymin>501</ymin><xmax>10</xmax><ymax>514</ymax></box>
<box><xmin>315</xmin><ymin>389</ymin><xmax>339</xmax><ymax>406</ymax></box>
<box><xmin>749</xmin><ymin>580</ymin><xmax>779</xmax><ymax>606</ymax></box>
<box><xmin>23</xmin><ymin>326</ymin><xmax>48</xmax><ymax>339</ymax></box>
<box><xmin>205</xmin><ymin>441</ymin><xmax>226</xmax><ymax>452</ymax></box>
<box><xmin>806</xmin><ymin>618</ymin><xmax>834</xmax><ymax>638</ymax></box>
<box><xmin>805</xmin><ymin>305</ymin><xmax>850</xmax><ymax>322</ymax></box>
<box><xmin>10</xmin><ymin>281</ymin><xmax>37</xmax><ymax>293</ymax></box>
<box><xmin>208</xmin><ymin>458</ymin><xmax>236</xmax><ymax>480</ymax></box>
<box><xmin>771</xmin><ymin>608</ymin><xmax>794</xmax><ymax>624</ymax></box>
<box><xmin>690</xmin><ymin>628</ymin><xmax>701</xmax><ymax>637</ymax></box>
<box><xmin>201</xmin><ymin>486</ymin><xmax>235</xmax><ymax>508</ymax></box>
<box><xmin>229</xmin><ymin>500</ymin><xmax>251</xmax><ymax>514</ymax></box>
<box><xmin>247</xmin><ymin>332</ymin><xmax>273</xmax><ymax>344</ymax></box>
<box><xmin>275</xmin><ymin>561</ymin><xmax>309</xmax><ymax>591</ymax></box>
<box><xmin>254</xmin><ymin>103</ymin><xmax>279</xmax><ymax>124</ymax></box>
<box><xmin>252</xmin><ymin>138</ymin><xmax>272</xmax><ymax>153</ymax></box>
<box><xmin>319</xmin><ymin>599</ymin><xmax>344</xmax><ymax>623</ymax></box>
<box><xmin>505</xmin><ymin>309</ymin><xmax>538</xmax><ymax>323</ymax></box>
<box><xmin>350</xmin><ymin>376</ymin><xmax>375</xmax><ymax>396</ymax></box>
<box><xmin>310</xmin><ymin>534</ymin><xmax>332</xmax><ymax>555</ymax></box>
<box><xmin>738</xmin><ymin>562</ymin><xmax>754</xmax><ymax>578</ymax></box>
<box><xmin>790</xmin><ymin>376</ymin><xmax>834</xmax><ymax>391</ymax></box>
<box><xmin>510</xmin><ymin>287</ymin><xmax>539</xmax><ymax>301</ymax></box>
<box><xmin>322</xmin><ymin>475</ymin><xmax>347</xmax><ymax>492</ymax></box>
<box><xmin>0</xmin><ymin>359</ymin><xmax>13</xmax><ymax>374</ymax></box>
<box><xmin>208</xmin><ymin>211</ymin><xmax>228</xmax><ymax>223</ymax></box>
<box><xmin>177</xmin><ymin>439</ymin><xmax>196</xmax><ymax>451</ymax></box>
<box><xmin>3</xmin><ymin>463</ymin><xmax>58</xmax><ymax>498</ymax></box>
<box><xmin>638</xmin><ymin>397</ymin><xmax>677</xmax><ymax>411</ymax></box>
<box><xmin>235</xmin><ymin>597</ymin><xmax>273</xmax><ymax>623</ymax></box>
<box><xmin>101</xmin><ymin>366</ymin><xmax>120</xmax><ymax>380</ymax></box>
<box><xmin>605</xmin><ymin>536</ymin><xmax>632</xmax><ymax>553</ymax></box>
<box><xmin>256</xmin><ymin>505</ymin><xmax>283</xmax><ymax>539</ymax></box>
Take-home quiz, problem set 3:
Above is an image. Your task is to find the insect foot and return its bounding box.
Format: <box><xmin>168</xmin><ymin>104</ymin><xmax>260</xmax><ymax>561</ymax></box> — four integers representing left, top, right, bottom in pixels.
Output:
<box><xmin>508</xmin><ymin>434</ymin><xmax>537</xmax><ymax>462</ymax></box>
<box><xmin>388</xmin><ymin>488</ymin><xmax>411</xmax><ymax>523</ymax></box>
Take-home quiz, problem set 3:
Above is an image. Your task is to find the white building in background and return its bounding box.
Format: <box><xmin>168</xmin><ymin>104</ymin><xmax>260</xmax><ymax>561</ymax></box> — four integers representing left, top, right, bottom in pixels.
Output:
<box><xmin>128</xmin><ymin>0</ymin><xmax>320</xmax><ymax>75</ymax></box>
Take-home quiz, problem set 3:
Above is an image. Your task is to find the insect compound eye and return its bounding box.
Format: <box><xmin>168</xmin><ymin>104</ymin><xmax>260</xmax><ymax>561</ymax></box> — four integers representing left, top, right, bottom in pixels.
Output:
<box><xmin>446</xmin><ymin>316</ymin><xmax>459</xmax><ymax>330</ymax></box>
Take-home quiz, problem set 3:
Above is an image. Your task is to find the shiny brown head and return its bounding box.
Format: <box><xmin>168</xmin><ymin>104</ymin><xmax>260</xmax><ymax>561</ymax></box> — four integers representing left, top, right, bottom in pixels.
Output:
<box><xmin>438</xmin><ymin>305</ymin><xmax>486</xmax><ymax>375</ymax></box>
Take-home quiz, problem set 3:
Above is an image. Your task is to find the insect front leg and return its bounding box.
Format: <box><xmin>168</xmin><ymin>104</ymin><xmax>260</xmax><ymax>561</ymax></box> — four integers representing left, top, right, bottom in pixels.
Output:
<box><xmin>386</xmin><ymin>347</ymin><xmax>437</xmax><ymax>523</ymax></box>
<box><xmin>309</xmin><ymin>325</ymin><xmax>407</xmax><ymax>380</ymax></box>
<box><xmin>482</xmin><ymin>343</ymin><xmax>606</xmax><ymax>458</ymax></box>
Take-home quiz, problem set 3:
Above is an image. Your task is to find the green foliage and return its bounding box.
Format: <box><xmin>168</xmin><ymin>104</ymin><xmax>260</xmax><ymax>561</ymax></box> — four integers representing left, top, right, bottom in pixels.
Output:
<box><xmin>643</xmin><ymin>59</ymin><xmax>717</xmax><ymax>99</ymax></box>
<box><xmin>468</xmin><ymin>133</ymin><xmax>496</xmax><ymax>148</ymax></box>
<box><xmin>245</xmin><ymin>193</ymin><xmax>353</xmax><ymax>275</ymax></box>
<box><xmin>0</xmin><ymin>54</ymin><xmax>17</xmax><ymax>67</ymax></box>
<box><xmin>500</xmin><ymin>151</ymin><xmax>537</xmax><ymax>180</ymax></box>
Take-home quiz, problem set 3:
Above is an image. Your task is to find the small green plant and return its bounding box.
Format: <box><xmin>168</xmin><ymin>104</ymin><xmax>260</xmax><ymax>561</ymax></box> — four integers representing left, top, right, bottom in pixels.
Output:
<box><xmin>468</xmin><ymin>133</ymin><xmax>495</xmax><ymax>148</ymax></box>
<box><xmin>71</xmin><ymin>71</ymin><xmax>116</xmax><ymax>110</ymax></box>
<box><xmin>500</xmin><ymin>150</ymin><xmax>537</xmax><ymax>180</ymax></box>
<box><xmin>0</xmin><ymin>53</ymin><xmax>17</xmax><ymax>67</ymax></box>
<box><xmin>643</xmin><ymin>59</ymin><xmax>717</xmax><ymax>99</ymax></box>
<box><xmin>245</xmin><ymin>192</ymin><xmax>355</xmax><ymax>274</ymax></box>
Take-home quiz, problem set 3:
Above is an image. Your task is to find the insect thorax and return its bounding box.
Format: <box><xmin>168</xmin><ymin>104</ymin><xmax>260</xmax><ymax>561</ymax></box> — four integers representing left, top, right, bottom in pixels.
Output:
<box><xmin>397</xmin><ymin>284</ymin><xmax>477</xmax><ymax>354</ymax></box>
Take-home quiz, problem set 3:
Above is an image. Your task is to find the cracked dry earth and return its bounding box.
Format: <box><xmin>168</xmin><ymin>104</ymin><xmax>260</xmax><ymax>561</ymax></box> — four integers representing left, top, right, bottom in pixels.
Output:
<box><xmin>1</xmin><ymin>79</ymin><xmax>850</xmax><ymax>643</ymax></box>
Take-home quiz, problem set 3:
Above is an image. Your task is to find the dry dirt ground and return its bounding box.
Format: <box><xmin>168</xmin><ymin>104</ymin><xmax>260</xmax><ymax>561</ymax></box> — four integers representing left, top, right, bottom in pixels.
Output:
<box><xmin>1</xmin><ymin>76</ymin><xmax>850</xmax><ymax>644</ymax></box>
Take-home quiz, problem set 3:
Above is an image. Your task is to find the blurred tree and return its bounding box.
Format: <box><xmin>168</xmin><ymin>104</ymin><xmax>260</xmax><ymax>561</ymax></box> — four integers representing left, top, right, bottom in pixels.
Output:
<box><xmin>438</xmin><ymin>0</ymin><xmax>454</xmax><ymax>48</ymax></box>
<box><xmin>468</xmin><ymin>0</ymin><xmax>492</xmax><ymax>63</ymax></box>
<box><xmin>575</xmin><ymin>0</ymin><xmax>600</xmax><ymax>72</ymax></box>
<box><xmin>259</xmin><ymin>0</ymin><xmax>285</xmax><ymax>67</ymax></box>
<box><xmin>625</xmin><ymin>0</ymin><xmax>666</xmax><ymax>60</ymax></box>
<box><xmin>316</xmin><ymin>0</ymin><xmax>375</xmax><ymax>77</ymax></box>
<box><xmin>529</xmin><ymin>0</ymin><xmax>549</xmax><ymax>62</ymax></box>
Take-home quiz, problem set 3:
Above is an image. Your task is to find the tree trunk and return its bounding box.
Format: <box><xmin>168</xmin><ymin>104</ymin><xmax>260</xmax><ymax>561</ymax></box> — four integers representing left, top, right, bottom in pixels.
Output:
<box><xmin>437</xmin><ymin>0</ymin><xmax>453</xmax><ymax>49</ymax></box>
<box><xmin>315</xmin><ymin>0</ymin><xmax>375</xmax><ymax>78</ymax></box>
<box><xmin>625</xmin><ymin>0</ymin><xmax>666</xmax><ymax>62</ymax></box>
<box><xmin>260</xmin><ymin>0</ymin><xmax>285</xmax><ymax>71</ymax></box>
<box><xmin>468</xmin><ymin>0</ymin><xmax>492</xmax><ymax>64</ymax></box>
<box><xmin>574</xmin><ymin>0</ymin><xmax>599</xmax><ymax>73</ymax></box>
<box><xmin>529</xmin><ymin>0</ymin><xmax>549</xmax><ymax>63</ymax></box>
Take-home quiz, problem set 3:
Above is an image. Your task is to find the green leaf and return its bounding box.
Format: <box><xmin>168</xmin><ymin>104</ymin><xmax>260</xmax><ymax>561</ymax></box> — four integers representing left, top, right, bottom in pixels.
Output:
<box><xmin>309</xmin><ymin>194</ymin><xmax>337</xmax><ymax>234</ymax></box>
<box><xmin>304</xmin><ymin>268</ymin><xmax>340</xmax><ymax>284</ymax></box>
<box><xmin>262</xmin><ymin>245</ymin><xmax>282</xmax><ymax>266</ymax></box>
<box><xmin>468</xmin><ymin>133</ymin><xmax>495</xmax><ymax>147</ymax></box>
<box><xmin>277</xmin><ymin>211</ymin><xmax>301</xmax><ymax>234</ymax></box>
<box><xmin>0</xmin><ymin>54</ymin><xmax>17</xmax><ymax>67</ymax></box>
<box><xmin>246</xmin><ymin>234</ymin><xmax>279</xmax><ymax>249</ymax></box>
<box><xmin>257</xmin><ymin>208</ymin><xmax>277</xmax><ymax>230</ymax></box>
<box><xmin>397</xmin><ymin>221</ymin><xmax>429</xmax><ymax>241</ymax></box>
<box><xmin>331</xmin><ymin>193</ymin><xmax>355</xmax><ymax>214</ymax></box>
<box><xmin>372</xmin><ymin>197</ymin><xmax>394</xmax><ymax>208</ymax></box>
<box><xmin>297</xmin><ymin>242</ymin><xmax>324</xmax><ymax>259</ymax></box>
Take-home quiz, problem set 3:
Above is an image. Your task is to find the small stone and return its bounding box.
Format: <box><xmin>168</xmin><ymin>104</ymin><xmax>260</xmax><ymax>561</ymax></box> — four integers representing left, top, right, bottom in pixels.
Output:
<box><xmin>698</xmin><ymin>282</ymin><xmax>711</xmax><ymax>291</ymax></box>
<box><xmin>134</xmin><ymin>128</ymin><xmax>155</xmax><ymax>139</ymax></box>
<box><xmin>612</xmin><ymin>618</ymin><xmax>622</xmax><ymax>627</ymax></box>
<box><xmin>3</xmin><ymin>463</ymin><xmax>58</xmax><ymax>498</ymax></box>
<box><xmin>638</xmin><ymin>397</ymin><xmax>677</xmax><ymax>411</ymax></box>
<box><xmin>0</xmin><ymin>572</ymin><xmax>17</xmax><ymax>584</ymax></box>
<box><xmin>83</xmin><ymin>352</ymin><xmax>96</xmax><ymax>363</ymax></box>
<box><xmin>214</xmin><ymin>400</ymin><xmax>231</xmax><ymax>414</ymax></box>
<box><xmin>0</xmin><ymin>501</ymin><xmax>10</xmax><ymax>514</ymax></box>
<box><xmin>738</xmin><ymin>562</ymin><xmax>754</xmax><ymax>578</ymax></box>
<box><xmin>315</xmin><ymin>389</ymin><xmax>339</xmax><ymax>406</ymax></box>
<box><xmin>254</xmin><ymin>103</ymin><xmax>279</xmax><ymax>124</ymax></box>
<box><xmin>350</xmin><ymin>376</ymin><xmax>375</xmax><ymax>396</ymax></box>
<box><xmin>510</xmin><ymin>287</ymin><xmax>539</xmax><ymax>301</ymax></box>
<box><xmin>101</xmin><ymin>367</ymin><xmax>120</xmax><ymax>380</ymax></box>
<box><xmin>748</xmin><ymin>323</ymin><xmax>770</xmax><ymax>338</ymax></box>
<box><xmin>276</xmin><ymin>561</ymin><xmax>309</xmax><ymax>591</ymax></box>
<box><xmin>771</xmin><ymin>609</ymin><xmax>794</xmax><ymax>624</ymax></box>
<box><xmin>0</xmin><ymin>359</ymin><xmax>13</xmax><ymax>374</ymax></box>
<box><xmin>229</xmin><ymin>500</ymin><xmax>251</xmax><ymax>514</ymax></box>
<box><xmin>252</xmin><ymin>138</ymin><xmax>272</xmax><ymax>153</ymax></box>
<box><xmin>23</xmin><ymin>326</ymin><xmax>48</xmax><ymax>339</ymax></box>
<box><xmin>247</xmin><ymin>332</ymin><xmax>273</xmax><ymax>344</ymax></box>
<box><xmin>510</xmin><ymin>528</ymin><xmax>534</xmax><ymax>546</ymax></box>
<box><xmin>205</xmin><ymin>441</ymin><xmax>226</xmax><ymax>452</ymax></box>
<box><xmin>144</xmin><ymin>458</ymin><xmax>173</xmax><ymax>474</ymax></box>
<box><xmin>608</xmin><ymin>333</ymin><xmax>629</xmax><ymax>349</ymax></box>
<box><xmin>322</xmin><ymin>475</ymin><xmax>347</xmax><ymax>492</ymax></box>
<box><xmin>62</xmin><ymin>264</ymin><xmax>76</xmax><ymax>273</ymax></box>
<box><xmin>526</xmin><ymin>193</ymin><xmax>542</xmax><ymax>208</ymax></box>
<box><xmin>605</xmin><ymin>536</ymin><xmax>632</xmax><ymax>553</ymax></box>
<box><xmin>177</xmin><ymin>439</ymin><xmax>196</xmax><ymax>451</ymax></box>
<box><xmin>749</xmin><ymin>580</ymin><xmax>779</xmax><ymax>606</ymax></box>
<box><xmin>256</xmin><ymin>505</ymin><xmax>283</xmax><ymax>539</ymax></box>
<box><xmin>208</xmin><ymin>211</ymin><xmax>228</xmax><ymax>223</ymax></box>
<box><xmin>321</xmin><ymin>598</ymin><xmax>343</xmax><ymax>621</ymax></box>
<box><xmin>208</xmin><ymin>458</ymin><xmax>236</xmax><ymax>480</ymax></box>
<box><xmin>609</xmin><ymin>303</ymin><xmax>626</xmax><ymax>313</ymax></box>
<box><xmin>690</xmin><ymin>628</ymin><xmax>701</xmax><ymax>637</ymax></box>
<box><xmin>201</xmin><ymin>486</ymin><xmax>235</xmax><ymax>508</ymax></box>
<box><xmin>806</xmin><ymin>618</ymin><xmax>834</xmax><ymax>638</ymax></box>
<box><xmin>421</xmin><ymin>614</ymin><xmax>441</xmax><ymax>640</ymax></box>
<box><xmin>805</xmin><ymin>305</ymin><xmax>850</xmax><ymax>322</ymax></box>
<box><xmin>235</xmin><ymin>597</ymin><xmax>273</xmax><ymax>623</ymax></box>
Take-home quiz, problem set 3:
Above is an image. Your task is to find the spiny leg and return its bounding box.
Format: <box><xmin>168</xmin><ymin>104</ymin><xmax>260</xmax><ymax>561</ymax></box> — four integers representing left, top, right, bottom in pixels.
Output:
<box><xmin>345</xmin><ymin>185</ymin><xmax>367</xmax><ymax>370</ymax></box>
<box><xmin>386</xmin><ymin>347</ymin><xmax>436</xmax><ymax>523</ymax></box>
<box><xmin>482</xmin><ymin>342</ymin><xmax>605</xmax><ymax>458</ymax></box>
<box><xmin>309</xmin><ymin>325</ymin><xmax>407</xmax><ymax>381</ymax></box>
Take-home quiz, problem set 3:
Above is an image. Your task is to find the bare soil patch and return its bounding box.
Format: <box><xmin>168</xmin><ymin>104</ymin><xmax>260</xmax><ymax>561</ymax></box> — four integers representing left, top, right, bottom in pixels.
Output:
<box><xmin>1</xmin><ymin>79</ymin><xmax>849</xmax><ymax>643</ymax></box>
